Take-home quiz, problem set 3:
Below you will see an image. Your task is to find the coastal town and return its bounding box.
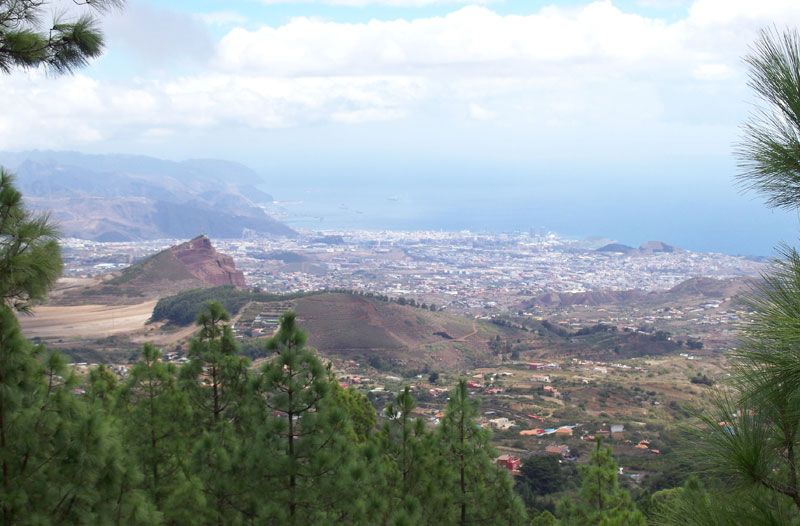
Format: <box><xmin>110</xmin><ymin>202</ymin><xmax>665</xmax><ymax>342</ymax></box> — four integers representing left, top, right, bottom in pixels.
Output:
<box><xmin>60</xmin><ymin>230</ymin><xmax>765</xmax><ymax>316</ymax></box>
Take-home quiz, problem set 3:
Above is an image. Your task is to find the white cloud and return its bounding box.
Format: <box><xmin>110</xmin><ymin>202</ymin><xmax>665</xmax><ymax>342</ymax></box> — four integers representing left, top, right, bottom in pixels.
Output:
<box><xmin>692</xmin><ymin>63</ymin><xmax>733</xmax><ymax>81</ymax></box>
<box><xmin>635</xmin><ymin>0</ymin><xmax>690</xmax><ymax>8</ymax></box>
<box><xmin>257</xmin><ymin>0</ymin><xmax>497</xmax><ymax>6</ymax></box>
<box><xmin>6</xmin><ymin>0</ymin><xmax>800</xmax><ymax>154</ymax></box>
<box><xmin>104</xmin><ymin>2</ymin><xmax>214</xmax><ymax>65</ymax></box>
<box><xmin>215</xmin><ymin>4</ymin><xmax>687</xmax><ymax>76</ymax></box>
<box><xmin>688</xmin><ymin>0</ymin><xmax>800</xmax><ymax>27</ymax></box>
<box><xmin>0</xmin><ymin>72</ymin><xmax>428</xmax><ymax>149</ymax></box>
<box><xmin>468</xmin><ymin>102</ymin><xmax>496</xmax><ymax>121</ymax></box>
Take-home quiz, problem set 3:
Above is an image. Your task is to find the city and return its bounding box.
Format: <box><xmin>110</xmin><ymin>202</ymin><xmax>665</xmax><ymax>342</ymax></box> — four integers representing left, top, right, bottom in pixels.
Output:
<box><xmin>60</xmin><ymin>230</ymin><xmax>765</xmax><ymax>319</ymax></box>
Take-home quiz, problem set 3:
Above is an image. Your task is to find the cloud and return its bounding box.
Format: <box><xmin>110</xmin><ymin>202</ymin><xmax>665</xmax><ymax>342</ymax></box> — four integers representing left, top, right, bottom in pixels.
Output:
<box><xmin>6</xmin><ymin>0</ymin><xmax>800</xmax><ymax>155</ymax></box>
<box><xmin>688</xmin><ymin>0</ymin><xmax>800</xmax><ymax>27</ymax></box>
<box><xmin>215</xmin><ymin>4</ymin><xmax>688</xmax><ymax>76</ymax></box>
<box><xmin>468</xmin><ymin>103</ymin><xmax>495</xmax><ymax>121</ymax></box>
<box><xmin>635</xmin><ymin>0</ymin><xmax>690</xmax><ymax>8</ymax></box>
<box><xmin>692</xmin><ymin>63</ymin><xmax>733</xmax><ymax>81</ymax></box>
<box><xmin>103</xmin><ymin>2</ymin><xmax>215</xmax><ymax>66</ymax></box>
<box><xmin>0</xmin><ymin>72</ymin><xmax>428</xmax><ymax>150</ymax></box>
<box><xmin>256</xmin><ymin>0</ymin><xmax>497</xmax><ymax>6</ymax></box>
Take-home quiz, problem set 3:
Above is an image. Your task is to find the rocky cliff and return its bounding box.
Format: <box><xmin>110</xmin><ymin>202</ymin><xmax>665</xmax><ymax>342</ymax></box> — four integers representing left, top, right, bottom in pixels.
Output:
<box><xmin>53</xmin><ymin>235</ymin><xmax>246</xmax><ymax>305</ymax></box>
<box><xmin>171</xmin><ymin>236</ymin><xmax>246</xmax><ymax>288</ymax></box>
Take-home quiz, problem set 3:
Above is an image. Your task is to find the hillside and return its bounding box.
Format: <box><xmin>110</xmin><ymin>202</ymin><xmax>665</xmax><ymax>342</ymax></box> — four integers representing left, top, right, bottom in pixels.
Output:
<box><xmin>0</xmin><ymin>151</ymin><xmax>295</xmax><ymax>241</ymax></box>
<box><xmin>54</xmin><ymin>235</ymin><xmax>246</xmax><ymax>305</ymax></box>
<box><xmin>237</xmin><ymin>292</ymin><xmax>534</xmax><ymax>373</ymax></box>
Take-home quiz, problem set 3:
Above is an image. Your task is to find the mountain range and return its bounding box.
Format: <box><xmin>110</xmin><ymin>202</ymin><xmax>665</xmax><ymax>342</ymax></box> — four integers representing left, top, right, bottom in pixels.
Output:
<box><xmin>0</xmin><ymin>151</ymin><xmax>296</xmax><ymax>241</ymax></box>
<box><xmin>596</xmin><ymin>240</ymin><xmax>676</xmax><ymax>254</ymax></box>
<box><xmin>528</xmin><ymin>276</ymin><xmax>753</xmax><ymax>308</ymax></box>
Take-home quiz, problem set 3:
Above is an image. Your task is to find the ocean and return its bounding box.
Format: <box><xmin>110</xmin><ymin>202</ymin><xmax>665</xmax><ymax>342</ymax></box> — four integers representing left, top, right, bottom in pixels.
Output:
<box><xmin>258</xmin><ymin>170</ymin><xmax>799</xmax><ymax>257</ymax></box>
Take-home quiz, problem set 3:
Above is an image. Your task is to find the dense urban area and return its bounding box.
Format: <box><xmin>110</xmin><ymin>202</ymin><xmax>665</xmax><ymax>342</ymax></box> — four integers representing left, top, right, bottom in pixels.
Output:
<box><xmin>61</xmin><ymin>230</ymin><xmax>765</xmax><ymax>315</ymax></box>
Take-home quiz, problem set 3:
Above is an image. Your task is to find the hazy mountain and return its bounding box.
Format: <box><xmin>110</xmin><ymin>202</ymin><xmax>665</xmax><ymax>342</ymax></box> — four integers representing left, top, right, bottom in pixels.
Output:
<box><xmin>596</xmin><ymin>243</ymin><xmax>637</xmax><ymax>254</ymax></box>
<box><xmin>639</xmin><ymin>240</ymin><xmax>676</xmax><ymax>253</ymax></box>
<box><xmin>526</xmin><ymin>276</ymin><xmax>754</xmax><ymax>308</ymax></box>
<box><xmin>596</xmin><ymin>240</ymin><xmax>677</xmax><ymax>255</ymax></box>
<box><xmin>0</xmin><ymin>151</ymin><xmax>296</xmax><ymax>241</ymax></box>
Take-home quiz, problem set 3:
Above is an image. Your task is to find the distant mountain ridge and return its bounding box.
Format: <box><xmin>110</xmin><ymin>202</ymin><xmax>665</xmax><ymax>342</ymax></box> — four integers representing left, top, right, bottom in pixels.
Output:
<box><xmin>596</xmin><ymin>240</ymin><xmax>676</xmax><ymax>254</ymax></box>
<box><xmin>527</xmin><ymin>276</ymin><xmax>755</xmax><ymax>308</ymax></box>
<box><xmin>0</xmin><ymin>150</ymin><xmax>296</xmax><ymax>241</ymax></box>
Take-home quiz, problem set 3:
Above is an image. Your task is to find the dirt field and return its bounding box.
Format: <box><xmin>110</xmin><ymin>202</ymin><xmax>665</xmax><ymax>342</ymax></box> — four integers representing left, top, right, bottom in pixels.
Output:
<box><xmin>130</xmin><ymin>323</ymin><xmax>197</xmax><ymax>346</ymax></box>
<box><xmin>18</xmin><ymin>300</ymin><xmax>158</xmax><ymax>339</ymax></box>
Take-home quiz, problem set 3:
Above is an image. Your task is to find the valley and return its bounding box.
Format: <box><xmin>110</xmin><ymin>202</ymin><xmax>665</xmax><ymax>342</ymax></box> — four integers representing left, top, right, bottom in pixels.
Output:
<box><xmin>21</xmin><ymin>231</ymin><xmax>753</xmax><ymax>491</ymax></box>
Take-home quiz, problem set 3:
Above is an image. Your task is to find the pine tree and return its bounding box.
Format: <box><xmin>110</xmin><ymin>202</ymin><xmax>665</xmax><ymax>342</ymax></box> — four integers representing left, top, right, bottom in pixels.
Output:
<box><xmin>117</xmin><ymin>343</ymin><xmax>205</xmax><ymax>522</ymax></box>
<box><xmin>662</xmin><ymin>28</ymin><xmax>800</xmax><ymax>525</ymax></box>
<box><xmin>180</xmin><ymin>302</ymin><xmax>250</xmax><ymax>524</ymax></box>
<box><xmin>531</xmin><ymin>510</ymin><xmax>559</xmax><ymax>526</ymax></box>
<box><xmin>0</xmin><ymin>169</ymin><xmax>61</xmax><ymax>313</ymax></box>
<box><xmin>558</xmin><ymin>440</ymin><xmax>644</xmax><ymax>526</ymax></box>
<box><xmin>376</xmin><ymin>386</ymin><xmax>446</xmax><ymax>524</ymax></box>
<box><xmin>182</xmin><ymin>301</ymin><xmax>249</xmax><ymax>428</ymax></box>
<box><xmin>86</xmin><ymin>363</ymin><xmax>118</xmax><ymax>407</ymax></box>
<box><xmin>0</xmin><ymin>0</ymin><xmax>123</xmax><ymax>74</ymax></box>
<box><xmin>439</xmin><ymin>379</ymin><xmax>527</xmax><ymax>525</ymax></box>
<box><xmin>254</xmin><ymin>311</ymin><xmax>366</xmax><ymax>524</ymax></box>
<box><xmin>333</xmin><ymin>384</ymin><xmax>376</xmax><ymax>443</ymax></box>
<box><xmin>0</xmin><ymin>308</ymin><xmax>156</xmax><ymax>524</ymax></box>
<box><xmin>0</xmin><ymin>171</ymin><xmax>156</xmax><ymax>523</ymax></box>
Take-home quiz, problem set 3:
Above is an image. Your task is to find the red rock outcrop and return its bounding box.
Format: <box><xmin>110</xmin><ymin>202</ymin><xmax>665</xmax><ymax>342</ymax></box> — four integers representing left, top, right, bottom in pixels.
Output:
<box><xmin>172</xmin><ymin>235</ymin><xmax>246</xmax><ymax>288</ymax></box>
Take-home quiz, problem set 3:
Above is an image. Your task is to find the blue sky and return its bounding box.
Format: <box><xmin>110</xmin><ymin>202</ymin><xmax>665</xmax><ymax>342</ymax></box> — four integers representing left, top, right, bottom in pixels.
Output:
<box><xmin>3</xmin><ymin>0</ymin><xmax>800</xmax><ymax>254</ymax></box>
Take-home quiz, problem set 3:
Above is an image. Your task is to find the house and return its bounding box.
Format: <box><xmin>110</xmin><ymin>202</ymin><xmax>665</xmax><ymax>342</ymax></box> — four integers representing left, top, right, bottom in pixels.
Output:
<box><xmin>485</xmin><ymin>387</ymin><xmax>504</xmax><ymax>395</ymax></box>
<box><xmin>555</xmin><ymin>426</ymin><xmax>573</xmax><ymax>437</ymax></box>
<box><xmin>543</xmin><ymin>385</ymin><xmax>561</xmax><ymax>398</ymax></box>
<box><xmin>610</xmin><ymin>424</ymin><xmax>624</xmax><ymax>440</ymax></box>
<box><xmin>496</xmin><ymin>455</ymin><xmax>521</xmax><ymax>472</ymax></box>
<box><xmin>489</xmin><ymin>417</ymin><xmax>516</xmax><ymax>431</ymax></box>
<box><xmin>545</xmin><ymin>444</ymin><xmax>571</xmax><ymax>457</ymax></box>
<box><xmin>519</xmin><ymin>428</ymin><xmax>545</xmax><ymax>436</ymax></box>
<box><xmin>466</xmin><ymin>381</ymin><xmax>482</xmax><ymax>389</ymax></box>
<box><xmin>531</xmin><ymin>375</ymin><xmax>551</xmax><ymax>383</ymax></box>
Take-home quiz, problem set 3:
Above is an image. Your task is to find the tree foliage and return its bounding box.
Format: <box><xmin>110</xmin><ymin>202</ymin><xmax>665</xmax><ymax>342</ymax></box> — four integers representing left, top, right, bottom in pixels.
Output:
<box><xmin>0</xmin><ymin>169</ymin><xmax>61</xmax><ymax>313</ymax></box>
<box><xmin>558</xmin><ymin>441</ymin><xmax>645</xmax><ymax>526</ymax></box>
<box><xmin>657</xmin><ymin>26</ymin><xmax>800</xmax><ymax>526</ymax></box>
<box><xmin>0</xmin><ymin>0</ymin><xmax>123</xmax><ymax>74</ymax></box>
<box><xmin>737</xmin><ymin>27</ymin><xmax>800</xmax><ymax>210</ymax></box>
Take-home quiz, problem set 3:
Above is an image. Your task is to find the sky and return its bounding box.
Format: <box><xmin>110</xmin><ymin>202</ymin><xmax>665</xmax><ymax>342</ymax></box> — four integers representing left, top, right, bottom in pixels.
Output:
<box><xmin>3</xmin><ymin>0</ymin><xmax>800</xmax><ymax>254</ymax></box>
